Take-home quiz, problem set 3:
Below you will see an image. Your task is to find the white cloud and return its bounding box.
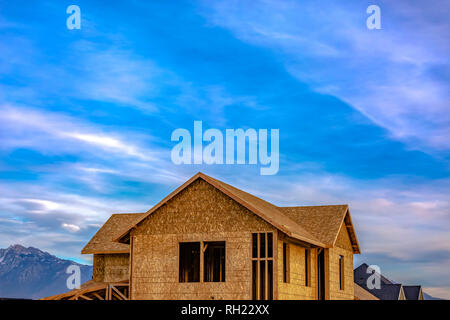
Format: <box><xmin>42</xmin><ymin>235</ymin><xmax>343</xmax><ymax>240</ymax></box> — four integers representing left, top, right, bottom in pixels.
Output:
<box><xmin>65</xmin><ymin>132</ymin><xmax>153</xmax><ymax>161</ymax></box>
<box><xmin>19</xmin><ymin>199</ymin><xmax>61</xmax><ymax>213</ymax></box>
<box><xmin>0</xmin><ymin>105</ymin><xmax>157</xmax><ymax>160</ymax></box>
<box><xmin>61</xmin><ymin>223</ymin><xmax>81</xmax><ymax>233</ymax></box>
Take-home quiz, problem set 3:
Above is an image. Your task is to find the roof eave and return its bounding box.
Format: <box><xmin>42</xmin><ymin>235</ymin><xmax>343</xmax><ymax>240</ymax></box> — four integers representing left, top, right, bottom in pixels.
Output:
<box><xmin>81</xmin><ymin>249</ymin><xmax>130</xmax><ymax>255</ymax></box>
<box><xmin>289</xmin><ymin>231</ymin><xmax>325</xmax><ymax>247</ymax></box>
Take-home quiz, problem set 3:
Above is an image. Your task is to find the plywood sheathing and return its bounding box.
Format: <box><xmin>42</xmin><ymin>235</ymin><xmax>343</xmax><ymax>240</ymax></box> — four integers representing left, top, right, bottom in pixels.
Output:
<box><xmin>327</xmin><ymin>225</ymin><xmax>355</xmax><ymax>299</ymax></box>
<box><xmin>277</xmin><ymin>238</ymin><xmax>318</xmax><ymax>300</ymax></box>
<box><xmin>130</xmin><ymin>179</ymin><xmax>277</xmax><ymax>300</ymax></box>
<box><xmin>93</xmin><ymin>253</ymin><xmax>130</xmax><ymax>282</ymax></box>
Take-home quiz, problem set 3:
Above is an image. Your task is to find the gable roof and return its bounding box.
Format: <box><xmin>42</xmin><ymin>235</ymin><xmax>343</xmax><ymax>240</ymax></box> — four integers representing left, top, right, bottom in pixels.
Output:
<box><xmin>375</xmin><ymin>284</ymin><xmax>404</xmax><ymax>300</ymax></box>
<box><xmin>279</xmin><ymin>205</ymin><xmax>360</xmax><ymax>253</ymax></box>
<box><xmin>354</xmin><ymin>263</ymin><xmax>395</xmax><ymax>286</ymax></box>
<box><xmin>81</xmin><ymin>213</ymin><xmax>145</xmax><ymax>254</ymax></box>
<box><xmin>354</xmin><ymin>263</ymin><xmax>407</xmax><ymax>300</ymax></box>
<box><xmin>403</xmin><ymin>286</ymin><xmax>423</xmax><ymax>300</ymax></box>
<box><xmin>114</xmin><ymin>172</ymin><xmax>360</xmax><ymax>253</ymax></box>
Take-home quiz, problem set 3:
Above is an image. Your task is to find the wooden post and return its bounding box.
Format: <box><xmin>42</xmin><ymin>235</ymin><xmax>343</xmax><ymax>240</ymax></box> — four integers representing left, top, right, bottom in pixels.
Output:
<box><xmin>324</xmin><ymin>249</ymin><xmax>330</xmax><ymax>300</ymax></box>
<box><xmin>200</xmin><ymin>242</ymin><xmax>204</xmax><ymax>283</ymax></box>
<box><xmin>315</xmin><ymin>248</ymin><xmax>319</xmax><ymax>300</ymax></box>
<box><xmin>273</xmin><ymin>231</ymin><xmax>278</xmax><ymax>300</ymax></box>
<box><xmin>265</xmin><ymin>234</ymin><xmax>268</xmax><ymax>300</ymax></box>
<box><xmin>129</xmin><ymin>235</ymin><xmax>134</xmax><ymax>300</ymax></box>
<box><xmin>256</xmin><ymin>233</ymin><xmax>260</xmax><ymax>300</ymax></box>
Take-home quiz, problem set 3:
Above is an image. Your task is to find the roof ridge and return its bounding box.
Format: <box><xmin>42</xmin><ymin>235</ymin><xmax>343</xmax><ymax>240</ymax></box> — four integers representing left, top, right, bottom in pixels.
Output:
<box><xmin>279</xmin><ymin>204</ymin><xmax>348</xmax><ymax>208</ymax></box>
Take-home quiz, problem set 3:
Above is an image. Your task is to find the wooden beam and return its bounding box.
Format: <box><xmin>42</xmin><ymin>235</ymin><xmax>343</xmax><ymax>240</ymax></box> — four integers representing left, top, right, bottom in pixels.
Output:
<box><xmin>109</xmin><ymin>282</ymin><xmax>129</xmax><ymax>287</ymax></box>
<box><xmin>111</xmin><ymin>285</ymin><xmax>128</xmax><ymax>300</ymax></box>
<box><xmin>111</xmin><ymin>291</ymin><xmax>122</xmax><ymax>300</ymax></box>
<box><xmin>284</xmin><ymin>235</ymin><xmax>315</xmax><ymax>249</ymax></box>
<box><xmin>92</xmin><ymin>292</ymin><xmax>104</xmax><ymax>300</ymax></box>
<box><xmin>78</xmin><ymin>294</ymin><xmax>93</xmax><ymax>300</ymax></box>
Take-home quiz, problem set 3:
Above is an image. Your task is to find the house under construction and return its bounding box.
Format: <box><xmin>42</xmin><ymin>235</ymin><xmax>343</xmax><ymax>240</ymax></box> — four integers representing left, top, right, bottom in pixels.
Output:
<box><xmin>44</xmin><ymin>172</ymin><xmax>361</xmax><ymax>300</ymax></box>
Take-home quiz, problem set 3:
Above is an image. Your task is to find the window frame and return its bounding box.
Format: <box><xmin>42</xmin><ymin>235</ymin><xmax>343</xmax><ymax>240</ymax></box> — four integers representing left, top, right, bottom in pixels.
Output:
<box><xmin>203</xmin><ymin>241</ymin><xmax>226</xmax><ymax>282</ymax></box>
<box><xmin>339</xmin><ymin>254</ymin><xmax>344</xmax><ymax>290</ymax></box>
<box><xmin>251</xmin><ymin>232</ymin><xmax>274</xmax><ymax>300</ymax></box>
<box><xmin>282</xmin><ymin>242</ymin><xmax>290</xmax><ymax>283</ymax></box>
<box><xmin>179</xmin><ymin>242</ymin><xmax>201</xmax><ymax>283</ymax></box>
<box><xmin>178</xmin><ymin>240</ymin><xmax>227</xmax><ymax>284</ymax></box>
<box><xmin>305</xmin><ymin>248</ymin><xmax>310</xmax><ymax>287</ymax></box>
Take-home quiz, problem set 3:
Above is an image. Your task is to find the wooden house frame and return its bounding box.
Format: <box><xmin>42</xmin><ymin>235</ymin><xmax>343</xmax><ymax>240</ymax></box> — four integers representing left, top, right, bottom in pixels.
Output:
<box><xmin>45</xmin><ymin>172</ymin><xmax>360</xmax><ymax>300</ymax></box>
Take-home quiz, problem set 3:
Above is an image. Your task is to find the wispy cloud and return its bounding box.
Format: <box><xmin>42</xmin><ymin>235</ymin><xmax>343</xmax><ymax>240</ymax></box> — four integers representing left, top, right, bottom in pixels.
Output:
<box><xmin>69</xmin><ymin>42</ymin><xmax>162</xmax><ymax>112</ymax></box>
<box><xmin>0</xmin><ymin>105</ymin><xmax>157</xmax><ymax>160</ymax></box>
<box><xmin>61</xmin><ymin>223</ymin><xmax>81</xmax><ymax>233</ymax></box>
<box><xmin>200</xmin><ymin>0</ymin><xmax>450</xmax><ymax>151</ymax></box>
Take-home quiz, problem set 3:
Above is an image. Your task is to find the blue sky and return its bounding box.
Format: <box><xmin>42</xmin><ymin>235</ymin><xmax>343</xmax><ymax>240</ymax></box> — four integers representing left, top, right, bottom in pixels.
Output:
<box><xmin>0</xmin><ymin>1</ymin><xmax>449</xmax><ymax>298</ymax></box>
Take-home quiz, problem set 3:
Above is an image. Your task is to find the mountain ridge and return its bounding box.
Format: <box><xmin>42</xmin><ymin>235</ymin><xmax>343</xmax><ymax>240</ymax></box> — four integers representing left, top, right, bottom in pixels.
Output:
<box><xmin>0</xmin><ymin>244</ymin><xmax>92</xmax><ymax>299</ymax></box>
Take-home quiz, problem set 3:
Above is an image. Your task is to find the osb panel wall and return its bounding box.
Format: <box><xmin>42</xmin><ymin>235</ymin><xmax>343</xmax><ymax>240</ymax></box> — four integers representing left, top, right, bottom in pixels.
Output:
<box><xmin>277</xmin><ymin>239</ymin><xmax>317</xmax><ymax>300</ymax></box>
<box><xmin>335</xmin><ymin>222</ymin><xmax>353</xmax><ymax>251</ymax></box>
<box><xmin>328</xmin><ymin>223</ymin><xmax>354</xmax><ymax>300</ymax></box>
<box><xmin>93</xmin><ymin>253</ymin><xmax>129</xmax><ymax>283</ymax></box>
<box><xmin>93</xmin><ymin>254</ymin><xmax>105</xmax><ymax>282</ymax></box>
<box><xmin>131</xmin><ymin>179</ymin><xmax>276</xmax><ymax>300</ymax></box>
